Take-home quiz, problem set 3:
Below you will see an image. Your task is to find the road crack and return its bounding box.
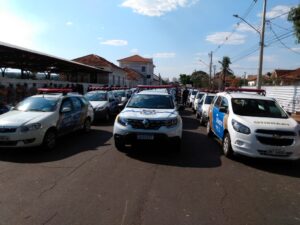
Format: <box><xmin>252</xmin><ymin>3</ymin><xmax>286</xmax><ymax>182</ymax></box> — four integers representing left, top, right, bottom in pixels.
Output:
<box><xmin>42</xmin><ymin>212</ymin><xmax>58</xmax><ymax>225</ymax></box>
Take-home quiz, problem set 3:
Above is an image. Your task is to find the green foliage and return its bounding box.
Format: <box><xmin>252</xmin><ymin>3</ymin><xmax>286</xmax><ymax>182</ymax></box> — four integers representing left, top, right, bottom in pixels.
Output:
<box><xmin>288</xmin><ymin>5</ymin><xmax>300</xmax><ymax>43</ymax></box>
<box><xmin>179</xmin><ymin>74</ymin><xmax>191</xmax><ymax>85</ymax></box>
<box><xmin>190</xmin><ymin>70</ymin><xmax>209</xmax><ymax>88</ymax></box>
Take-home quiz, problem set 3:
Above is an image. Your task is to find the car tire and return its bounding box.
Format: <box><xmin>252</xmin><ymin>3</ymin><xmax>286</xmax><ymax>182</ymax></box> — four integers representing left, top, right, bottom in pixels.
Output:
<box><xmin>115</xmin><ymin>138</ymin><xmax>127</xmax><ymax>152</ymax></box>
<box><xmin>83</xmin><ymin>118</ymin><xmax>91</xmax><ymax>133</ymax></box>
<box><xmin>206</xmin><ymin>121</ymin><xmax>213</xmax><ymax>137</ymax></box>
<box><xmin>42</xmin><ymin>129</ymin><xmax>57</xmax><ymax>150</ymax></box>
<box><xmin>223</xmin><ymin>132</ymin><xmax>234</xmax><ymax>158</ymax></box>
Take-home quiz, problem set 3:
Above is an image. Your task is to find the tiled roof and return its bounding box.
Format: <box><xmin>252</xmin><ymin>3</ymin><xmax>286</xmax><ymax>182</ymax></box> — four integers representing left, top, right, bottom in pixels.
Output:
<box><xmin>273</xmin><ymin>69</ymin><xmax>295</xmax><ymax>77</ymax></box>
<box><xmin>281</xmin><ymin>68</ymin><xmax>300</xmax><ymax>80</ymax></box>
<box><xmin>123</xmin><ymin>67</ymin><xmax>143</xmax><ymax>80</ymax></box>
<box><xmin>118</xmin><ymin>55</ymin><xmax>152</xmax><ymax>63</ymax></box>
<box><xmin>73</xmin><ymin>54</ymin><xmax>111</xmax><ymax>68</ymax></box>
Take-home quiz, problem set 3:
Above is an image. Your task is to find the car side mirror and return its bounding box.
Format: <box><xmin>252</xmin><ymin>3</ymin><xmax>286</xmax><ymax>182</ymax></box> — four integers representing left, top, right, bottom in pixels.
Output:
<box><xmin>287</xmin><ymin>112</ymin><xmax>292</xmax><ymax>116</ymax></box>
<box><xmin>219</xmin><ymin>106</ymin><xmax>228</xmax><ymax>114</ymax></box>
<box><xmin>61</xmin><ymin>106</ymin><xmax>72</xmax><ymax>113</ymax></box>
<box><xmin>10</xmin><ymin>107</ymin><xmax>15</xmax><ymax>111</ymax></box>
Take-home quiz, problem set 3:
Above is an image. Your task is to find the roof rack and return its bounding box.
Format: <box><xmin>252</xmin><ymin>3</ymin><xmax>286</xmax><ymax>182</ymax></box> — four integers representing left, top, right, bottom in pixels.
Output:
<box><xmin>225</xmin><ymin>87</ymin><xmax>266</xmax><ymax>96</ymax></box>
<box><xmin>37</xmin><ymin>88</ymin><xmax>73</xmax><ymax>95</ymax></box>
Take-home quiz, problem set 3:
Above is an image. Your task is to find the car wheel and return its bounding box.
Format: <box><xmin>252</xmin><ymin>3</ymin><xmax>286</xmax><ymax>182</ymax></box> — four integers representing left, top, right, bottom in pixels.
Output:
<box><xmin>206</xmin><ymin>121</ymin><xmax>213</xmax><ymax>137</ymax></box>
<box><xmin>83</xmin><ymin>118</ymin><xmax>91</xmax><ymax>133</ymax></box>
<box><xmin>223</xmin><ymin>133</ymin><xmax>233</xmax><ymax>158</ymax></box>
<box><xmin>114</xmin><ymin>138</ymin><xmax>127</xmax><ymax>152</ymax></box>
<box><xmin>42</xmin><ymin>129</ymin><xmax>57</xmax><ymax>150</ymax></box>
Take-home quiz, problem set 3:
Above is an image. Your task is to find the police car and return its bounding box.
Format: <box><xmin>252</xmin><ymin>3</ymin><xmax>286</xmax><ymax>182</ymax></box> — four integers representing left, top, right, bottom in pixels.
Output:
<box><xmin>207</xmin><ymin>88</ymin><xmax>300</xmax><ymax>160</ymax></box>
<box><xmin>196</xmin><ymin>93</ymin><xmax>216</xmax><ymax>125</ymax></box>
<box><xmin>0</xmin><ymin>89</ymin><xmax>94</xmax><ymax>150</ymax></box>
<box><xmin>113</xmin><ymin>89</ymin><xmax>183</xmax><ymax>152</ymax></box>
<box><xmin>192</xmin><ymin>91</ymin><xmax>205</xmax><ymax>113</ymax></box>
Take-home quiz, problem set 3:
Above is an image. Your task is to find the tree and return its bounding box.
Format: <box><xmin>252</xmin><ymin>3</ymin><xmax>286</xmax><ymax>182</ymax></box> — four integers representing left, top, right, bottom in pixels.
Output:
<box><xmin>179</xmin><ymin>74</ymin><xmax>191</xmax><ymax>85</ymax></box>
<box><xmin>288</xmin><ymin>5</ymin><xmax>300</xmax><ymax>43</ymax></box>
<box><xmin>190</xmin><ymin>70</ymin><xmax>209</xmax><ymax>88</ymax></box>
<box><xmin>219</xmin><ymin>56</ymin><xmax>234</xmax><ymax>90</ymax></box>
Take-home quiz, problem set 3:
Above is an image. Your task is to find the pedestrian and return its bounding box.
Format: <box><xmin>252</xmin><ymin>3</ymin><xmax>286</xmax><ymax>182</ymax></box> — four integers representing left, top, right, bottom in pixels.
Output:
<box><xmin>15</xmin><ymin>84</ymin><xmax>23</xmax><ymax>104</ymax></box>
<box><xmin>29</xmin><ymin>83</ymin><xmax>38</xmax><ymax>96</ymax></box>
<box><xmin>6</xmin><ymin>83</ymin><xmax>15</xmax><ymax>105</ymax></box>
<box><xmin>22</xmin><ymin>83</ymin><xmax>29</xmax><ymax>100</ymax></box>
<box><xmin>0</xmin><ymin>84</ymin><xmax>7</xmax><ymax>105</ymax></box>
<box><xmin>182</xmin><ymin>87</ymin><xmax>189</xmax><ymax>106</ymax></box>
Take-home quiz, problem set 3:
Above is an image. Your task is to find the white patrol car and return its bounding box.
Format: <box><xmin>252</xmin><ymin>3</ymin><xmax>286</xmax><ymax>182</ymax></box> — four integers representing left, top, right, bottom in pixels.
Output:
<box><xmin>192</xmin><ymin>91</ymin><xmax>205</xmax><ymax>113</ymax></box>
<box><xmin>0</xmin><ymin>92</ymin><xmax>94</xmax><ymax>150</ymax></box>
<box><xmin>207</xmin><ymin>89</ymin><xmax>300</xmax><ymax>160</ymax></box>
<box><xmin>113</xmin><ymin>90</ymin><xmax>183</xmax><ymax>152</ymax></box>
<box><xmin>196</xmin><ymin>93</ymin><xmax>216</xmax><ymax>125</ymax></box>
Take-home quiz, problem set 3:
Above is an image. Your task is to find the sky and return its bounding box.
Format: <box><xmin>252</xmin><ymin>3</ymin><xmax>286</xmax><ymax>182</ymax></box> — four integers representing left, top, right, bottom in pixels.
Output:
<box><xmin>0</xmin><ymin>0</ymin><xmax>300</xmax><ymax>79</ymax></box>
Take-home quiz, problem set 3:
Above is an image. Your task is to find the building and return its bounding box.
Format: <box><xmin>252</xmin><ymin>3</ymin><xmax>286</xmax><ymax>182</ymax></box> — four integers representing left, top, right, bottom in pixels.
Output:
<box><xmin>118</xmin><ymin>55</ymin><xmax>155</xmax><ymax>85</ymax></box>
<box><xmin>122</xmin><ymin>68</ymin><xmax>144</xmax><ymax>88</ymax></box>
<box><xmin>280</xmin><ymin>68</ymin><xmax>300</xmax><ymax>85</ymax></box>
<box><xmin>73</xmin><ymin>54</ymin><xmax>127</xmax><ymax>86</ymax></box>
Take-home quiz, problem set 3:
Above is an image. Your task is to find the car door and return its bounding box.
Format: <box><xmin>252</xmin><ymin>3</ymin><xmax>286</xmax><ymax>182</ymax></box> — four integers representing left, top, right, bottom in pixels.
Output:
<box><xmin>215</xmin><ymin>97</ymin><xmax>229</xmax><ymax>139</ymax></box>
<box><xmin>212</xmin><ymin>96</ymin><xmax>222</xmax><ymax>138</ymax></box>
<box><xmin>71</xmin><ymin>97</ymin><xmax>85</xmax><ymax>130</ymax></box>
<box><xmin>108</xmin><ymin>92</ymin><xmax>118</xmax><ymax>113</ymax></box>
<box><xmin>58</xmin><ymin>98</ymin><xmax>75</xmax><ymax>135</ymax></box>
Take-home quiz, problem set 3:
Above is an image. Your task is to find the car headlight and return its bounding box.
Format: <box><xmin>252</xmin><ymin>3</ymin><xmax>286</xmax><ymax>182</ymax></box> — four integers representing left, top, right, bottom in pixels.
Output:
<box><xmin>166</xmin><ymin>117</ymin><xmax>178</xmax><ymax>128</ymax></box>
<box><xmin>117</xmin><ymin>116</ymin><xmax>128</xmax><ymax>126</ymax></box>
<box><xmin>232</xmin><ymin>119</ymin><xmax>250</xmax><ymax>135</ymax></box>
<box><xmin>20</xmin><ymin>123</ymin><xmax>42</xmax><ymax>132</ymax></box>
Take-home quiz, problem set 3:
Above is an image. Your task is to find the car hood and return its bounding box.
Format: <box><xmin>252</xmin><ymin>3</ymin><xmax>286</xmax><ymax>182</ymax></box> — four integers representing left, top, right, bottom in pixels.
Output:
<box><xmin>0</xmin><ymin>111</ymin><xmax>53</xmax><ymax>127</ymax></box>
<box><xmin>238</xmin><ymin>116</ymin><xmax>299</xmax><ymax>130</ymax></box>
<box><xmin>90</xmin><ymin>101</ymin><xmax>107</xmax><ymax>109</ymax></box>
<box><xmin>120</xmin><ymin>108</ymin><xmax>178</xmax><ymax>119</ymax></box>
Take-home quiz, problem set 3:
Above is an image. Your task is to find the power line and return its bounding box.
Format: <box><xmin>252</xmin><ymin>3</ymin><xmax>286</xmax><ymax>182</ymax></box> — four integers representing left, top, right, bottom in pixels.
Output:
<box><xmin>268</xmin><ymin>20</ymin><xmax>292</xmax><ymax>32</ymax></box>
<box><xmin>268</xmin><ymin>23</ymin><xmax>300</xmax><ymax>55</ymax></box>
<box><xmin>268</xmin><ymin>11</ymin><xmax>290</xmax><ymax>21</ymax></box>
<box><xmin>213</xmin><ymin>0</ymin><xmax>258</xmax><ymax>54</ymax></box>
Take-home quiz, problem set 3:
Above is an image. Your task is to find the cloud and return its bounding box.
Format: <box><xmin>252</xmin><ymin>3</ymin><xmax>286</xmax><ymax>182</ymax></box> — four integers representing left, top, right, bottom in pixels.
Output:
<box><xmin>130</xmin><ymin>48</ymin><xmax>139</xmax><ymax>53</ymax></box>
<box><xmin>0</xmin><ymin>1</ymin><xmax>45</xmax><ymax>49</ymax></box>
<box><xmin>291</xmin><ymin>47</ymin><xmax>300</xmax><ymax>52</ymax></box>
<box><xmin>66</xmin><ymin>21</ymin><xmax>73</xmax><ymax>26</ymax></box>
<box><xmin>100</xmin><ymin>39</ymin><xmax>128</xmax><ymax>46</ymax></box>
<box><xmin>120</xmin><ymin>0</ymin><xmax>198</xmax><ymax>17</ymax></box>
<box><xmin>247</xmin><ymin>55</ymin><xmax>276</xmax><ymax>63</ymax></box>
<box><xmin>206</xmin><ymin>32</ymin><xmax>246</xmax><ymax>45</ymax></box>
<box><xmin>262</xmin><ymin>5</ymin><xmax>292</xmax><ymax>19</ymax></box>
<box><xmin>153</xmin><ymin>52</ymin><xmax>176</xmax><ymax>58</ymax></box>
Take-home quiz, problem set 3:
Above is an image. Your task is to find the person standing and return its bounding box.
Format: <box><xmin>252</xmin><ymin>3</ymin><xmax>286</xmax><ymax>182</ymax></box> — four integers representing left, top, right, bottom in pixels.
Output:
<box><xmin>6</xmin><ymin>83</ymin><xmax>15</xmax><ymax>105</ymax></box>
<box><xmin>182</xmin><ymin>87</ymin><xmax>189</xmax><ymax>106</ymax></box>
<box><xmin>29</xmin><ymin>83</ymin><xmax>38</xmax><ymax>96</ymax></box>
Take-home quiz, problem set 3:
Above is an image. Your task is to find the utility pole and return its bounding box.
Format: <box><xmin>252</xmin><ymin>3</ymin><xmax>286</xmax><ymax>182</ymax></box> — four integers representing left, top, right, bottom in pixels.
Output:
<box><xmin>208</xmin><ymin>51</ymin><xmax>213</xmax><ymax>89</ymax></box>
<box><xmin>257</xmin><ymin>0</ymin><xmax>267</xmax><ymax>89</ymax></box>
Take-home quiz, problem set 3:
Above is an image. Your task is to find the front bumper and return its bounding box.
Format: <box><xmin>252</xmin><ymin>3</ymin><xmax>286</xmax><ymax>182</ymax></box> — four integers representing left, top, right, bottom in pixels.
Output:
<box><xmin>0</xmin><ymin>128</ymin><xmax>46</xmax><ymax>148</ymax></box>
<box><xmin>230</xmin><ymin>131</ymin><xmax>300</xmax><ymax>160</ymax></box>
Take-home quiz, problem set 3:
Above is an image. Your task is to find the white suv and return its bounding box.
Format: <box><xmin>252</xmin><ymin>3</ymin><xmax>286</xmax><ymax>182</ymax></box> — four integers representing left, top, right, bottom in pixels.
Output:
<box><xmin>207</xmin><ymin>91</ymin><xmax>300</xmax><ymax>160</ymax></box>
<box><xmin>113</xmin><ymin>90</ymin><xmax>183</xmax><ymax>152</ymax></box>
<box><xmin>196</xmin><ymin>93</ymin><xmax>216</xmax><ymax>125</ymax></box>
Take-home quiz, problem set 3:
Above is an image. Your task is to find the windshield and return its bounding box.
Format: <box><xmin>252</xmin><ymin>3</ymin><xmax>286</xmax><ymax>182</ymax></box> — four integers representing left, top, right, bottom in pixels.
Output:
<box><xmin>191</xmin><ymin>91</ymin><xmax>197</xmax><ymax>96</ymax></box>
<box><xmin>15</xmin><ymin>97</ymin><xmax>58</xmax><ymax>112</ymax></box>
<box><xmin>205</xmin><ymin>96</ymin><xmax>215</xmax><ymax>104</ymax></box>
<box><xmin>231</xmin><ymin>98</ymin><xmax>288</xmax><ymax>118</ymax></box>
<box><xmin>127</xmin><ymin>94</ymin><xmax>174</xmax><ymax>109</ymax></box>
<box><xmin>113</xmin><ymin>91</ymin><xmax>126</xmax><ymax>97</ymax></box>
<box><xmin>197</xmin><ymin>93</ymin><xmax>204</xmax><ymax>99</ymax></box>
<box><xmin>85</xmin><ymin>92</ymin><xmax>107</xmax><ymax>101</ymax></box>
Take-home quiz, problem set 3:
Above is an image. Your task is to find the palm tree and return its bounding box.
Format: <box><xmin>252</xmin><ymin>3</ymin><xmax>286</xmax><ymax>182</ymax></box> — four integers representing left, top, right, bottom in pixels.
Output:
<box><xmin>219</xmin><ymin>56</ymin><xmax>233</xmax><ymax>90</ymax></box>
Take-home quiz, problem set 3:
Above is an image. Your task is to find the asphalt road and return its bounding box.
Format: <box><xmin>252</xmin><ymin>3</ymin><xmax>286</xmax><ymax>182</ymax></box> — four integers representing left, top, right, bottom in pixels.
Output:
<box><xmin>0</xmin><ymin>109</ymin><xmax>300</xmax><ymax>225</ymax></box>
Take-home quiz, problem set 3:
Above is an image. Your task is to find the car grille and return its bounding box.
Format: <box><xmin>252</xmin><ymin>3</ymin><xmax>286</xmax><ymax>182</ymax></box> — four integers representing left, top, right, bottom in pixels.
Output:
<box><xmin>255</xmin><ymin>129</ymin><xmax>296</xmax><ymax>136</ymax></box>
<box><xmin>127</xmin><ymin>119</ymin><xmax>169</xmax><ymax>130</ymax></box>
<box><xmin>256</xmin><ymin>136</ymin><xmax>294</xmax><ymax>146</ymax></box>
<box><xmin>0</xmin><ymin>128</ymin><xmax>17</xmax><ymax>133</ymax></box>
<box><xmin>257</xmin><ymin>150</ymin><xmax>293</xmax><ymax>157</ymax></box>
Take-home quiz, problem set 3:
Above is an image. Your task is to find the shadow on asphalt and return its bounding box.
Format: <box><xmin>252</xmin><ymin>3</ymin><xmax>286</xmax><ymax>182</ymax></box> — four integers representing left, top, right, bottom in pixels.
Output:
<box><xmin>126</xmin><ymin>130</ymin><xmax>222</xmax><ymax>168</ymax></box>
<box><xmin>232</xmin><ymin>155</ymin><xmax>300</xmax><ymax>178</ymax></box>
<box><xmin>0</xmin><ymin>128</ymin><xmax>112</xmax><ymax>163</ymax></box>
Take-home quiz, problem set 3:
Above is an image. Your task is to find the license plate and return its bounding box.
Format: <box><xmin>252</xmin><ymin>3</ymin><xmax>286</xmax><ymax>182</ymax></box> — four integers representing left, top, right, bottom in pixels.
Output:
<box><xmin>137</xmin><ymin>134</ymin><xmax>154</xmax><ymax>140</ymax></box>
<box><xmin>0</xmin><ymin>136</ymin><xmax>9</xmax><ymax>141</ymax></box>
<box><xmin>267</xmin><ymin>149</ymin><xmax>286</xmax><ymax>155</ymax></box>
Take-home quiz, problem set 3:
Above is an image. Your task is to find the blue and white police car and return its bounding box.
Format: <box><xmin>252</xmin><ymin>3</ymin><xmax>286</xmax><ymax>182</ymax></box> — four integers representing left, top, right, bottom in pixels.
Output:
<box><xmin>207</xmin><ymin>88</ymin><xmax>300</xmax><ymax>160</ymax></box>
<box><xmin>113</xmin><ymin>90</ymin><xmax>183</xmax><ymax>152</ymax></box>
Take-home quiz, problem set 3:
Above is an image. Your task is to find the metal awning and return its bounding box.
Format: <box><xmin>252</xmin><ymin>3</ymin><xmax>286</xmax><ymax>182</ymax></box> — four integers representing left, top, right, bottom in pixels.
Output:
<box><xmin>0</xmin><ymin>41</ymin><xmax>108</xmax><ymax>74</ymax></box>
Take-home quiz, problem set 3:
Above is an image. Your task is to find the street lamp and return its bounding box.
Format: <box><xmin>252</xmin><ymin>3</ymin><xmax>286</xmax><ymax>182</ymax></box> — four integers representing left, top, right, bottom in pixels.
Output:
<box><xmin>233</xmin><ymin>0</ymin><xmax>267</xmax><ymax>89</ymax></box>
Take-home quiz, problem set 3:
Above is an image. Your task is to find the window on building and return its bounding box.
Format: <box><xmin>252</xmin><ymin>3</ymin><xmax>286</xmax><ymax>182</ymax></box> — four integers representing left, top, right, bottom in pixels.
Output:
<box><xmin>141</xmin><ymin>66</ymin><xmax>146</xmax><ymax>72</ymax></box>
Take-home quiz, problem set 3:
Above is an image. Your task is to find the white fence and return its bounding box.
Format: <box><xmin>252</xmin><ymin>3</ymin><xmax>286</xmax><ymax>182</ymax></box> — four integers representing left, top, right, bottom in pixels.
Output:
<box><xmin>242</xmin><ymin>86</ymin><xmax>300</xmax><ymax>113</ymax></box>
